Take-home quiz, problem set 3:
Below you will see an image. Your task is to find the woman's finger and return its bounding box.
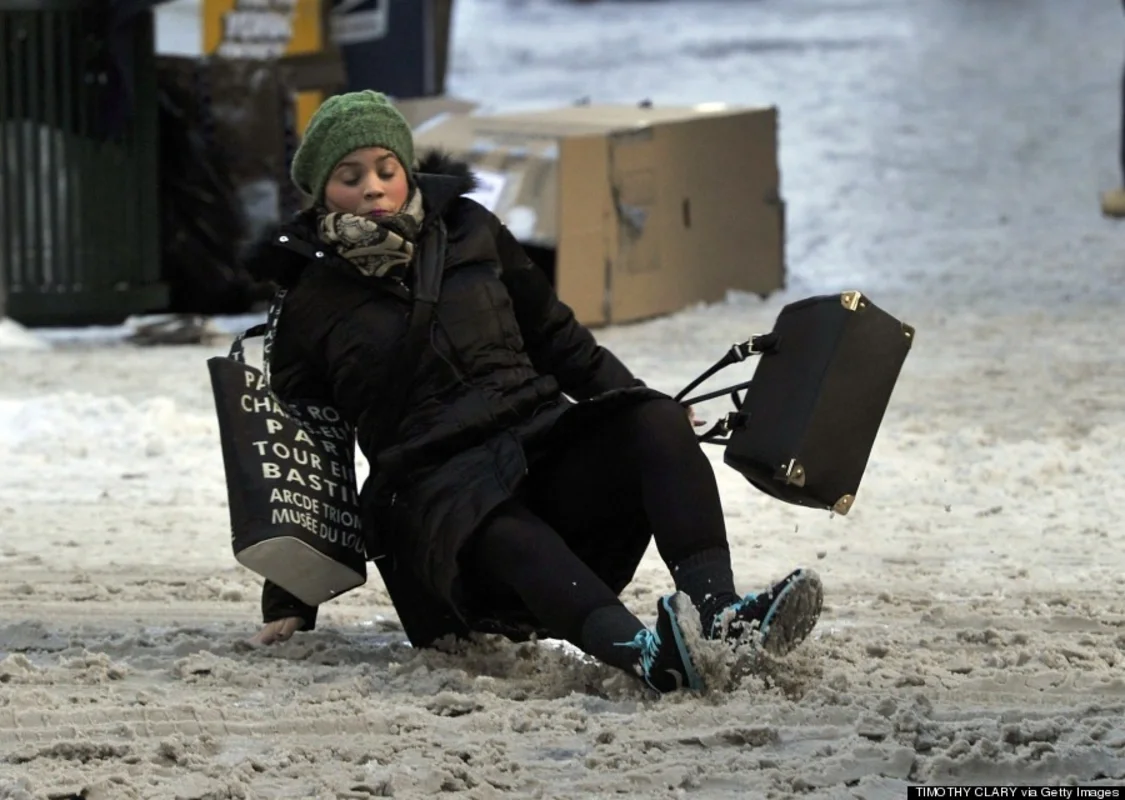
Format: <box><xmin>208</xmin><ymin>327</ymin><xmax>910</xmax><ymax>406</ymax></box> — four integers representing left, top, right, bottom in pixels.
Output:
<box><xmin>249</xmin><ymin>628</ymin><xmax>276</xmax><ymax>646</ymax></box>
<box><xmin>277</xmin><ymin>618</ymin><xmax>301</xmax><ymax>641</ymax></box>
<box><xmin>250</xmin><ymin>621</ymin><xmax>285</xmax><ymax>646</ymax></box>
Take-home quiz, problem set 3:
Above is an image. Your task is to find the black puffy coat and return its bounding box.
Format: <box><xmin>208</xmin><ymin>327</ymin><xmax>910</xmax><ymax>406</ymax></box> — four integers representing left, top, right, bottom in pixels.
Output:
<box><xmin>244</xmin><ymin>152</ymin><xmax>665</xmax><ymax>645</ymax></box>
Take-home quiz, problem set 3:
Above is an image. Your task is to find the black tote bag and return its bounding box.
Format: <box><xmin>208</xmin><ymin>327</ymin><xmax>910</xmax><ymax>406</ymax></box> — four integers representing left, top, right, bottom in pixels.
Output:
<box><xmin>208</xmin><ymin>289</ymin><xmax>368</xmax><ymax>606</ymax></box>
<box><xmin>207</xmin><ymin>224</ymin><xmax>446</xmax><ymax>607</ymax></box>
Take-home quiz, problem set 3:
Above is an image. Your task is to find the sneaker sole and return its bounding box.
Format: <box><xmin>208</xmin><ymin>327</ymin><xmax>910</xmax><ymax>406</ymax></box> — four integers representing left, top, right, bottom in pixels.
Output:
<box><xmin>662</xmin><ymin>593</ymin><xmax>706</xmax><ymax>692</ymax></box>
<box><xmin>760</xmin><ymin>569</ymin><xmax>824</xmax><ymax>657</ymax></box>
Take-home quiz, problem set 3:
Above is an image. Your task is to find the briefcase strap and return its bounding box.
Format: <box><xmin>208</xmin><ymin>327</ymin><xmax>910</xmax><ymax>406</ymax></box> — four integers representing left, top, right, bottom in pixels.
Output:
<box><xmin>674</xmin><ymin>331</ymin><xmax>780</xmax><ymax>447</ymax></box>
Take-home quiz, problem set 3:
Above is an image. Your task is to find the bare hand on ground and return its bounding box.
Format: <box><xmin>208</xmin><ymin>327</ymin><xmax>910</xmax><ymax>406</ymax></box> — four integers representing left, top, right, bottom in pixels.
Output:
<box><xmin>250</xmin><ymin>617</ymin><xmax>303</xmax><ymax>645</ymax></box>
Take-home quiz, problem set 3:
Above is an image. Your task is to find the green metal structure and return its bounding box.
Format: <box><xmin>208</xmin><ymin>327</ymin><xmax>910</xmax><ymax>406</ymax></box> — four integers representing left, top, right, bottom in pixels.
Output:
<box><xmin>0</xmin><ymin>0</ymin><xmax>167</xmax><ymax>326</ymax></box>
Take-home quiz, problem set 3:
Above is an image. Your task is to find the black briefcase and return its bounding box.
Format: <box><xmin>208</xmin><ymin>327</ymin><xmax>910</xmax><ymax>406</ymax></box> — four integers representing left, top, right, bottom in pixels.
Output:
<box><xmin>679</xmin><ymin>291</ymin><xmax>913</xmax><ymax>516</ymax></box>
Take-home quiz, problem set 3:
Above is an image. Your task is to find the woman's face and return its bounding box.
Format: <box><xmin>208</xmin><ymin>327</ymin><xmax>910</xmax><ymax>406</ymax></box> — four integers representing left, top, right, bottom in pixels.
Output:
<box><xmin>323</xmin><ymin>146</ymin><xmax>410</xmax><ymax>218</ymax></box>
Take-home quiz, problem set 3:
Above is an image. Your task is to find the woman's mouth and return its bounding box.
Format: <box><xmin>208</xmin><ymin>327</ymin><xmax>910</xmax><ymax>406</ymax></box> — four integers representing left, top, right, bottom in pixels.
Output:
<box><xmin>365</xmin><ymin>209</ymin><xmax>389</xmax><ymax>219</ymax></box>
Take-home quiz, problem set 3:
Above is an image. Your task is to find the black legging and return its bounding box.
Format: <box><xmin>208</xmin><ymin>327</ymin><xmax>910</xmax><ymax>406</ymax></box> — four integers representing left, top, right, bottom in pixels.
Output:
<box><xmin>461</xmin><ymin>397</ymin><xmax>734</xmax><ymax>665</ymax></box>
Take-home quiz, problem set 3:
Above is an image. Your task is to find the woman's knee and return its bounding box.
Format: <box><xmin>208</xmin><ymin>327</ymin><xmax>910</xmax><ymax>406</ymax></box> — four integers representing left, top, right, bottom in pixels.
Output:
<box><xmin>471</xmin><ymin>504</ymin><xmax>557</xmax><ymax>568</ymax></box>
<box><xmin>621</xmin><ymin>397</ymin><xmax>699</xmax><ymax>453</ymax></box>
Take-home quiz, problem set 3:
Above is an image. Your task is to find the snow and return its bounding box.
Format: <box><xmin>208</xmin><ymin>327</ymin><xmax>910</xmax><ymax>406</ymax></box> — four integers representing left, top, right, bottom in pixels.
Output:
<box><xmin>0</xmin><ymin>318</ymin><xmax>50</xmax><ymax>351</ymax></box>
<box><xmin>3</xmin><ymin>0</ymin><xmax>1125</xmax><ymax>797</ymax></box>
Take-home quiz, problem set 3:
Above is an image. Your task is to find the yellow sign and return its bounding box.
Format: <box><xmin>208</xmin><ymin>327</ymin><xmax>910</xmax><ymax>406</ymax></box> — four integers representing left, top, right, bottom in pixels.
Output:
<box><xmin>294</xmin><ymin>90</ymin><xmax>326</xmax><ymax>138</ymax></box>
<box><xmin>202</xmin><ymin>0</ymin><xmax>325</xmax><ymax>59</ymax></box>
<box><xmin>202</xmin><ymin>0</ymin><xmax>330</xmax><ymax>136</ymax></box>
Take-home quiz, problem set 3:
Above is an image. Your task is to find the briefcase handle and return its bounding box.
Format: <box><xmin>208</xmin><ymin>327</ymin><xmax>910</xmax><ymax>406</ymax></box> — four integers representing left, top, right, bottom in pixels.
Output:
<box><xmin>674</xmin><ymin>331</ymin><xmax>780</xmax><ymax>446</ymax></box>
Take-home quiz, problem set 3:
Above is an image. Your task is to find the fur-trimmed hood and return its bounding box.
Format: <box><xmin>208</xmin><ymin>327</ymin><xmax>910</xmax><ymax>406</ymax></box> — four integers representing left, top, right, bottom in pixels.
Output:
<box><xmin>414</xmin><ymin>149</ymin><xmax>481</xmax><ymax>210</ymax></box>
<box><xmin>242</xmin><ymin>149</ymin><xmax>479</xmax><ymax>288</ymax></box>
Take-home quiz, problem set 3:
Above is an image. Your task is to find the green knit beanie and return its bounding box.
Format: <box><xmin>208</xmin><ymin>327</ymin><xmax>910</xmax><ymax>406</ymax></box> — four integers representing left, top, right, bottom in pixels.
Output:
<box><xmin>290</xmin><ymin>90</ymin><xmax>415</xmax><ymax>203</ymax></box>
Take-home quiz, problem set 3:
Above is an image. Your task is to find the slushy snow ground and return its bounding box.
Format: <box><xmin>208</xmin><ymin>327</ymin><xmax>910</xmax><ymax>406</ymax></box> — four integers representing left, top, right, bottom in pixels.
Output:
<box><xmin>3</xmin><ymin>0</ymin><xmax>1125</xmax><ymax>797</ymax></box>
<box><xmin>0</xmin><ymin>320</ymin><xmax>48</xmax><ymax>352</ymax></box>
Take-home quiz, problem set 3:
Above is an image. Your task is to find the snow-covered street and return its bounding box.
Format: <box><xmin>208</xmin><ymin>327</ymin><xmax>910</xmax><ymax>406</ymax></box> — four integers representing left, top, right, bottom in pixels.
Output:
<box><xmin>3</xmin><ymin>0</ymin><xmax>1125</xmax><ymax>797</ymax></box>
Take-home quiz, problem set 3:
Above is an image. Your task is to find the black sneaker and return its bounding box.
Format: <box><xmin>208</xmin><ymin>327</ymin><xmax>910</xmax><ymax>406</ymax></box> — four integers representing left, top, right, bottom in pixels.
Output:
<box><xmin>707</xmin><ymin>568</ymin><xmax>823</xmax><ymax>656</ymax></box>
<box><xmin>616</xmin><ymin>592</ymin><xmax>705</xmax><ymax>694</ymax></box>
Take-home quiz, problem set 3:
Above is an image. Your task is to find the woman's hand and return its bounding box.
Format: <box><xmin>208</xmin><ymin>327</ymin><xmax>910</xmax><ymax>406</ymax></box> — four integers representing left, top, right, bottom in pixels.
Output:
<box><xmin>249</xmin><ymin>617</ymin><xmax>304</xmax><ymax>645</ymax></box>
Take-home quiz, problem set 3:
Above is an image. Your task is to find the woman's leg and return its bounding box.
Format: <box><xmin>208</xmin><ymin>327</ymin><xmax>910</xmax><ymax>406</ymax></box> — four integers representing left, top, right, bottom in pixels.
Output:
<box><xmin>530</xmin><ymin>399</ymin><xmax>728</xmax><ymax>566</ymax></box>
<box><xmin>527</xmin><ymin>397</ymin><xmax>821</xmax><ymax>654</ymax></box>
<box><xmin>460</xmin><ymin>499</ymin><xmax>704</xmax><ymax>692</ymax></box>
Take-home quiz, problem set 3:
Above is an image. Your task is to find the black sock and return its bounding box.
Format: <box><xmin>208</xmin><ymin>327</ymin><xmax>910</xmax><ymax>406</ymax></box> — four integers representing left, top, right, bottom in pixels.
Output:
<box><xmin>670</xmin><ymin>546</ymin><xmax>739</xmax><ymax>609</ymax></box>
<box><xmin>577</xmin><ymin>604</ymin><xmax>647</xmax><ymax>673</ymax></box>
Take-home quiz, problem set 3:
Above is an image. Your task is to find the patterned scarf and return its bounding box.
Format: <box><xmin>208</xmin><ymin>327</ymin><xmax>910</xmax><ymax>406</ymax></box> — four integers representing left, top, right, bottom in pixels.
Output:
<box><xmin>317</xmin><ymin>187</ymin><xmax>425</xmax><ymax>278</ymax></box>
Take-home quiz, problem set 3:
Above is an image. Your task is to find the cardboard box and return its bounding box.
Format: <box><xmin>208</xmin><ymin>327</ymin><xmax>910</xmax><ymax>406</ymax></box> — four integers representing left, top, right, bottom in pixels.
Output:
<box><xmin>393</xmin><ymin>96</ymin><xmax>480</xmax><ymax>131</ymax></box>
<box><xmin>412</xmin><ymin>103</ymin><xmax>785</xmax><ymax>326</ymax></box>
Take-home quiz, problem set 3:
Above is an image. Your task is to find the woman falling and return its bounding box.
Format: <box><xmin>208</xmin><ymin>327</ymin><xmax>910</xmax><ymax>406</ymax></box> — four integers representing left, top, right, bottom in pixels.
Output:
<box><xmin>243</xmin><ymin>91</ymin><xmax>823</xmax><ymax>694</ymax></box>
